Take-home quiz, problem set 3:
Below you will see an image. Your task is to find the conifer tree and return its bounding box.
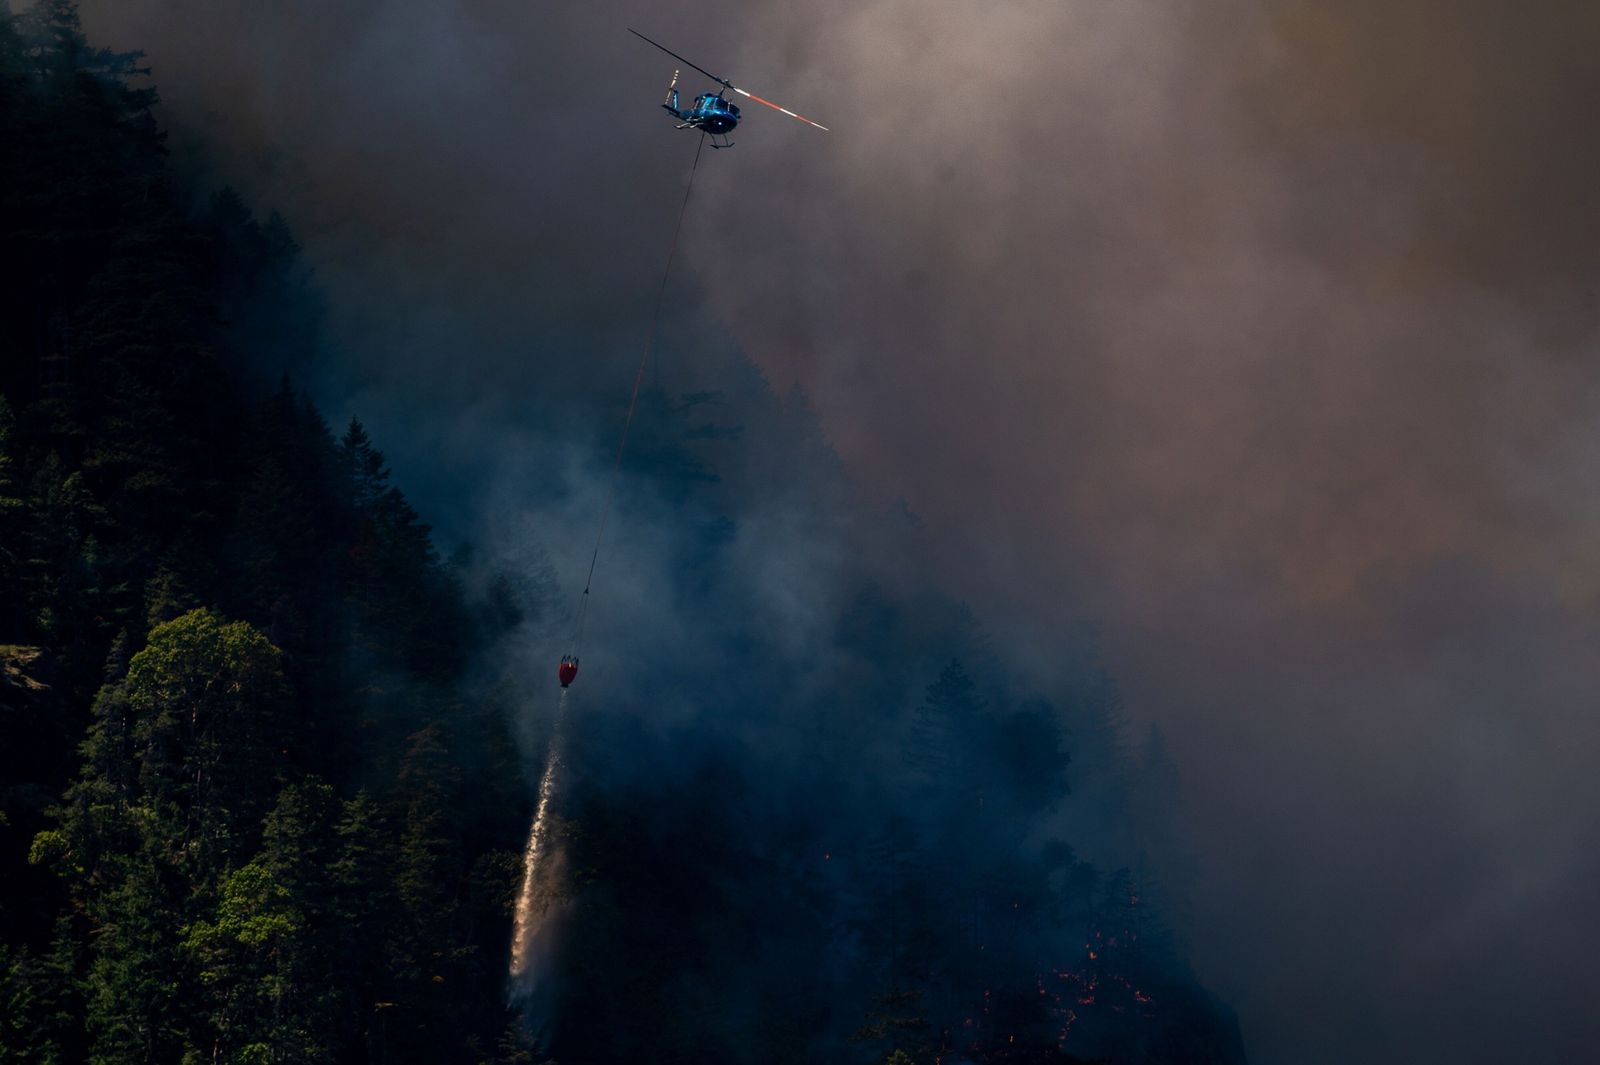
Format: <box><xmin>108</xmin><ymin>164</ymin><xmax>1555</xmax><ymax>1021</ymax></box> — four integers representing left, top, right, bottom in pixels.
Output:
<box><xmin>0</xmin><ymin>397</ymin><xmax>22</xmax><ymax>630</ymax></box>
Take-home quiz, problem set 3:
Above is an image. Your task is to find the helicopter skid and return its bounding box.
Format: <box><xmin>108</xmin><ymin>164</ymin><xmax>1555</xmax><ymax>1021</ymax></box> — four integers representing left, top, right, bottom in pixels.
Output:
<box><xmin>672</xmin><ymin>121</ymin><xmax>734</xmax><ymax>148</ymax></box>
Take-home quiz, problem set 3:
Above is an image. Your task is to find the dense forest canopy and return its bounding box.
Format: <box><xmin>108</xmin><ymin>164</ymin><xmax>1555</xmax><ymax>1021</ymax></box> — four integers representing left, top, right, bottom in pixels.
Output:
<box><xmin>0</xmin><ymin>3</ymin><xmax>1243</xmax><ymax>1062</ymax></box>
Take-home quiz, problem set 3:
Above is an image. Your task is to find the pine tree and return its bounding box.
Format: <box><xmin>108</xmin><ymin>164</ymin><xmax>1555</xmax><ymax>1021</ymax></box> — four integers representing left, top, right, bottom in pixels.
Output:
<box><xmin>904</xmin><ymin>660</ymin><xmax>986</xmax><ymax>795</ymax></box>
<box><xmin>385</xmin><ymin>724</ymin><xmax>468</xmax><ymax>1059</ymax></box>
<box><xmin>182</xmin><ymin>850</ymin><xmax>329</xmax><ymax>1064</ymax></box>
<box><xmin>0</xmin><ymin>397</ymin><xmax>24</xmax><ymax>638</ymax></box>
<box><xmin>81</xmin><ymin>854</ymin><xmax>194</xmax><ymax>1064</ymax></box>
<box><xmin>852</xmin><ymin>986</ymin><xmax>934</xmax><ymax>1065</ymax></box>
<box><xmin>327</xmin><ymin>789</ymin><xmax>395</xmax><ymax>1060</ymax></box>
<box><xmin>0</xmin><ymin>914</ymin><xmax>85</xmax><ymax>1064</ymax></box>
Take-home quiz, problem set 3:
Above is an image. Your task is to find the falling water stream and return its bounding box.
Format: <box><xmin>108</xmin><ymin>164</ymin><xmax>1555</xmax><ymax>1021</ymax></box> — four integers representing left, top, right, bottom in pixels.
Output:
<box><xmin>509</xmin><ymin>689</ymin><xmax>568</xmax><ymax>982</ymax></box>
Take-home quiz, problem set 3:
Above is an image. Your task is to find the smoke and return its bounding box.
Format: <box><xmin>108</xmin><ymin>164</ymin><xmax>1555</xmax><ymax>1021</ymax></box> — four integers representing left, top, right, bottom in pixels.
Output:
<box><xmin>74</xmin><ymin>1</ymin><xmax>1600</xmax><ymax>1062</ymax></box>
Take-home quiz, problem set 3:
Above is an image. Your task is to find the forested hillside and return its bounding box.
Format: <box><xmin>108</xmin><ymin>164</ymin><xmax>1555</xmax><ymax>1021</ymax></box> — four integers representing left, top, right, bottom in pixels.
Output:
<box><xmin>0</xmin><ymin>4</ymin><xmax>1246</xmax><ymax>1063</ymax></box>
<box><xmin>0</xmin><ymin>5</ymin><xmax>531</xmax><ymax>1060</ymax></box>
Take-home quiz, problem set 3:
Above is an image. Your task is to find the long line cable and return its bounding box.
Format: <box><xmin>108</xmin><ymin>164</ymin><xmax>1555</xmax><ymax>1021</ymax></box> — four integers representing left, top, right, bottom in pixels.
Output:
<box><xmin>570</xmin><ymin>133</ymin><xmax>707</xmax><ymax>650</ymax></box>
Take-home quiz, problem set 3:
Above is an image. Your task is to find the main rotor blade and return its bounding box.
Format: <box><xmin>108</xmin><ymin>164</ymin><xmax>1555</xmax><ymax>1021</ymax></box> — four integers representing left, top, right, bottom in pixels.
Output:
<box><xmin>627</xmin><ymin>28</ymin><xmax>731</xmax><ymax>88</ymax></box>
<box><xmin>730</xmin><ymin>86</ymin><xmax>830</xmax><ymax>132</ymax></box>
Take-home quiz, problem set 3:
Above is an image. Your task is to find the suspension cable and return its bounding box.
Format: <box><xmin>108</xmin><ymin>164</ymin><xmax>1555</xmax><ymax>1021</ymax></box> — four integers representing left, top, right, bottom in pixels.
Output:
<box><xmin>570</xmin><ymin>133</ymin><xmax>708</xmax><ymax>650</ymax></box>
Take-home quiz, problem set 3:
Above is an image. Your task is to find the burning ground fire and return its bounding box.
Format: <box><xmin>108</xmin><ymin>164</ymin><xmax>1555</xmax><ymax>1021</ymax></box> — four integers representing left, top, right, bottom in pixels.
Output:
<box><xmin>945</xmin><ymin>918</ymin><xmax>1160</xmax><ymax>1060</ymax></box>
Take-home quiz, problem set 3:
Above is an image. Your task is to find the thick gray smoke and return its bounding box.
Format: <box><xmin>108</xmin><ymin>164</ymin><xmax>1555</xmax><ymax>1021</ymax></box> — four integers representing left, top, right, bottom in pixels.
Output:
<box><xmin>77</xmin><ymin>2</ymin><xmax>1600</xmax><ymax>1062</ymax></box>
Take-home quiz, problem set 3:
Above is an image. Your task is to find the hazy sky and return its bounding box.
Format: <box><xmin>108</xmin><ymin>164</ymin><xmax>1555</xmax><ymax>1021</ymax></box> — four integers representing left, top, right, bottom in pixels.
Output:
<box><xmin>76</xmin><ymin>2</ymin><xmax>1600</xmax><ymax>1061</ymax></box>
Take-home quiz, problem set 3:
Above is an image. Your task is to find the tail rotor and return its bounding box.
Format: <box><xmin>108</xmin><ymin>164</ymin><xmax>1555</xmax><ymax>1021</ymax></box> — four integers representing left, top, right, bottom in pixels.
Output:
<box><xmin>662</xmin><ymin>69</ymin><xmax>681</xmax><ymax>115</ymax></box>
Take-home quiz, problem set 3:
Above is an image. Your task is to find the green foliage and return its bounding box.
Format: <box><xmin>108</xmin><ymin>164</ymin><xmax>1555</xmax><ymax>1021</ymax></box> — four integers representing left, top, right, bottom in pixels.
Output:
<box><xmin>0</xmin><ymin>8</ymin><xmax>530</xmax><ymax>1056</ymax></box>
<box><xmin>191</xmin><ymin>861</ymin><xmax>300</xmax><ymax>953</ymax></box>
<box><xmin>123</xmin><ymin>609</ymin><xmax>287</xmax><ymax>863</ymax></box>
<box><xmin>0</xmin><ymin>916</ymin><xmax>83</xmax><ymax>1064</ymax></box>
<box><xmin>182</xmin><ymin>859</ymin><xmax>324</xmax><ymax>1064</ymax></box>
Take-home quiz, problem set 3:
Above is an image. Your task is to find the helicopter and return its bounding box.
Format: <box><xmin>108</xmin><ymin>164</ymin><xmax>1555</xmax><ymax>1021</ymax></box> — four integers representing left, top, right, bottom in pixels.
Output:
<box><xmin>628</xmin><ymin>28</ymin><xmax>829</xmax><ymax>148</ymax></box>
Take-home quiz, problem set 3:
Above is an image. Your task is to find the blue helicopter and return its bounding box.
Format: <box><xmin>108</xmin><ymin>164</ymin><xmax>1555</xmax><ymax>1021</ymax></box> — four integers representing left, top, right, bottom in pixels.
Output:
<box><xmin>629</xmin><ymin>28</ymin><xmax>829</xmax><ymax>149</ymax></box>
